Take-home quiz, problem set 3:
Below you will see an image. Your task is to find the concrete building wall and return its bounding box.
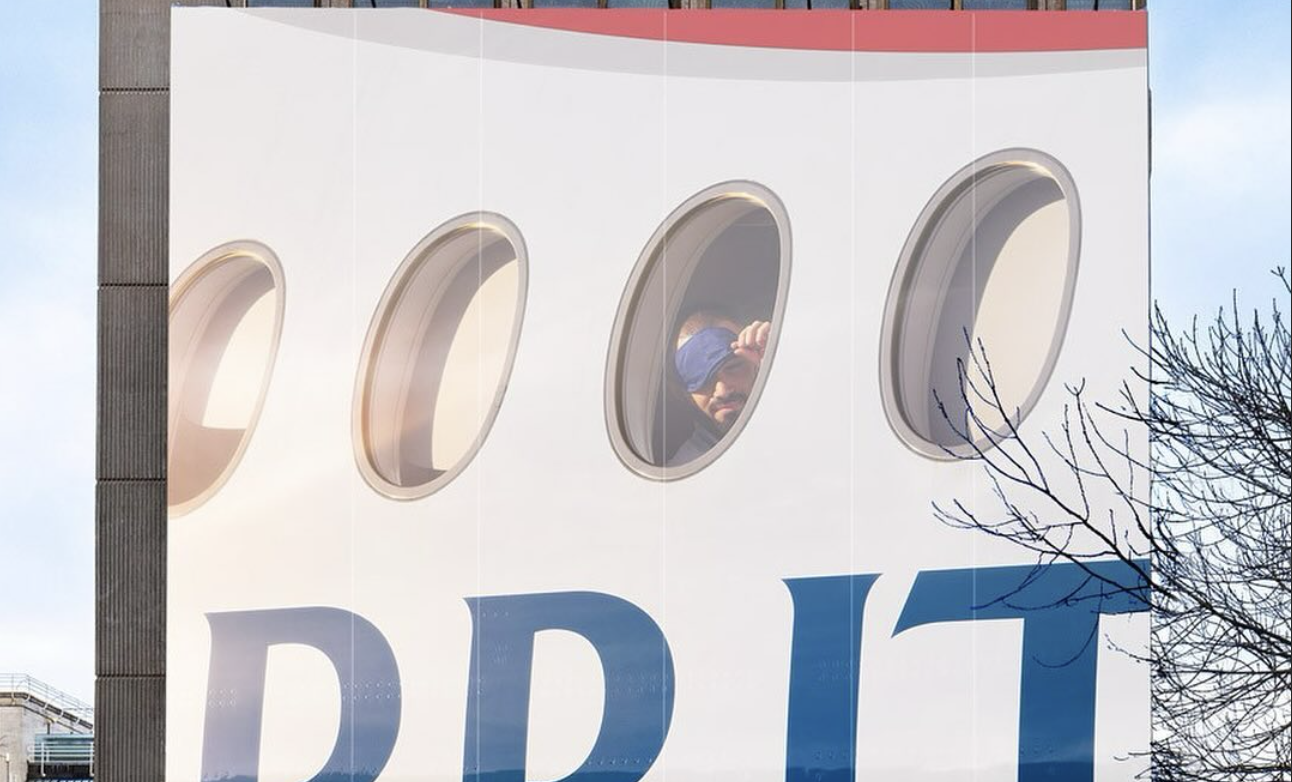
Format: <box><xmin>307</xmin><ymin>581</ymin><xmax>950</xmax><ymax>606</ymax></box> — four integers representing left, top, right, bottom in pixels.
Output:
<box><xmin>1</xmin><ymin>706</ymin><xmax>52</xmax><ymax>781</ymax></box>
<box><xmin>0</xmin><ymin>704</ymin><xmax>37</xmax><ymax>782</ymax></box>
<box><xmin>98</xmin><ymin>0</ymin><xmax>176</xmax><ymax>778</ymax></box>
<box><xmin>0</xmin><ymin>701</ymin><xmax>90</xmax><ymax>782</ymax></box>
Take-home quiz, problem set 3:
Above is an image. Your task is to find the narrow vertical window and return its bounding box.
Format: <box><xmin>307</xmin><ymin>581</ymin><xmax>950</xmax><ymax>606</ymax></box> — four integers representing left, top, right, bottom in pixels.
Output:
<box><xmin>354</xmin><ymin>214</ymin><xmax>527</xmax><ymax>499</ymax></box>
<box><xmin>881</xmin><ymin>149</ymin><xmax>1081</xmax><ymax>458</ymax></box>
<box><xmin>168</xmin><ymin>242</ymin><xmax>285</xmax><ymax>516</ymax></box>
<box><xmin>607</xmin><ymin>182</ymin><xmax>791</xmax><ymax>480</ymax></box>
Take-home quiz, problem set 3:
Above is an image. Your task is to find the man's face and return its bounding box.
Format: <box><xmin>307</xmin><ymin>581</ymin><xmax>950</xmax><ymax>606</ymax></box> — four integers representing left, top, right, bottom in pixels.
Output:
<box><xmin>689</xmin><ymin>354</ymin><xmax>758</xmax><ymax>431</ymax></box>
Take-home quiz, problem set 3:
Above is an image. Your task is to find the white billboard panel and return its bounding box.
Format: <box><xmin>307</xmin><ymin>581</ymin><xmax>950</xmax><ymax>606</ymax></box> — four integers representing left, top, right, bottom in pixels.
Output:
<box><xmin>169</xmin><ymin>9</ymin><xmax>1149</xmax><ymax>782</ymax></box>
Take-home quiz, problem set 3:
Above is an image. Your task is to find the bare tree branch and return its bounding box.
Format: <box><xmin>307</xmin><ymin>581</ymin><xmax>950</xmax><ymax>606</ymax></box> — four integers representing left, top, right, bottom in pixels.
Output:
<box><xmin>936</xmin><ymin>270</ymin><xmax>1292</xmax><ymax>782</ymax></box>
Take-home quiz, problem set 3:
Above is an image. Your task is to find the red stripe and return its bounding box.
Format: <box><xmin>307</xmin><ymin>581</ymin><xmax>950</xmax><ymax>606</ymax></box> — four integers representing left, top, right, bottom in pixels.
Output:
<box><xmin>854</xmin><ymin>10</ymin><xmax>973</xmax><ymax>51</ymax></box>
<box><xmin>438</xmin><ymin>9</ymin><xmax>1145</xmax><ymax>53</ymax></box>
<box><xmin>667</xmin><ymin>10</ymin><xmax>854</xmax><ymax>51</ymax></box>
<box><xmin>974</xmin><ymin>10</ymin><xmax>1145</xmax><ymax>52</ymax></box>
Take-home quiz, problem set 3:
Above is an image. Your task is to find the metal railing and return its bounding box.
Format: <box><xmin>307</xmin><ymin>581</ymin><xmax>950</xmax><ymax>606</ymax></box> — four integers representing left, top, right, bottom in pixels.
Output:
<box><xmin>27</xmin><ymin>733</ymin><xmax>95</xmax><ymax>765</ymax></box>
<box><xmin>0</xmin><ymin>674</ymin><xmax>94</xmax><ymax>730</ymax></box>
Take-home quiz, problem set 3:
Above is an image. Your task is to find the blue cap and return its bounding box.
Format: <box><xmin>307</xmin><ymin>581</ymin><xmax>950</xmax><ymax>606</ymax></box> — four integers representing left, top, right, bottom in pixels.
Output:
<box><xmin>674</xmin><ymin>327</ymin><xmax>738</xmax><ymax>393</ymax></box>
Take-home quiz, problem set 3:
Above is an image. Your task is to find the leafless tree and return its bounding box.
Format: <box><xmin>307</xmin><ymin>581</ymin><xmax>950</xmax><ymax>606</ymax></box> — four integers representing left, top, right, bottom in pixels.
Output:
<box><xmin>934</xmin><ymin>272</ymin><xmax>1291</xmax><ymax>782</ymax></box>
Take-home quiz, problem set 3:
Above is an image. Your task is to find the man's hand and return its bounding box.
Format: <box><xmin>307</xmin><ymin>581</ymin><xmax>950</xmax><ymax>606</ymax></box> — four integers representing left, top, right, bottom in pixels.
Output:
<box><xmin>731</xmin><ymin>320</ymin><xmax>771</xmax><ymax>364</ymax></box>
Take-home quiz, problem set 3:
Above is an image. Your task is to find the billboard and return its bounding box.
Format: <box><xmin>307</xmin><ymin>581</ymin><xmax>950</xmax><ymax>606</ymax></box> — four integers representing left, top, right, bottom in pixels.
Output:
<box><xmin>169</xmin><ymin>9</ymin><xmax>1150</xmax><ymax>781</ymax></box>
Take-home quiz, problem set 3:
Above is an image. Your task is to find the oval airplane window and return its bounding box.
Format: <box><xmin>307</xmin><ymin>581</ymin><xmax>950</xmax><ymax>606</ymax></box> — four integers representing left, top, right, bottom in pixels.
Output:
<box><xmin>168</xmin><ymin>241</ymin><xmax>285</xmax><ymax>516</ymax></box>
<box><xmin>881</xmin><ymin>149</ymin><xmax>1081</xmax><ymax>459</ymax></box>
<box><xmin>607</xmin><ymin>182</ymin><xmax>791</xmax><ymax>480</ymax></box>
<box><xmin>355</xmin><ymin>214</ymin><xmax>527</xmax><ymax>500</ymax></box>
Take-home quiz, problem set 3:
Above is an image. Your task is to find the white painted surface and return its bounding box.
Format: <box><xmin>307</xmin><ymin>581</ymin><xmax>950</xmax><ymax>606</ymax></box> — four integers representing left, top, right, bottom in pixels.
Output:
<box><xmin>169</xmin><ymin>10</ymin><xmax>1149</xmax><ymax>781</ymax></box>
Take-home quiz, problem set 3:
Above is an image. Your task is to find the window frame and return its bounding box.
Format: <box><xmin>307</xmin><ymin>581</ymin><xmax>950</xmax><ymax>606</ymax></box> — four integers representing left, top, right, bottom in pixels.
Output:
<box><xmin>879</xmin><ymin>147</ymin><xmax>1082</xmax><ymax>460</ymax></box>
<box><xmin>604</xmin><ymin>180</ymin><xmax>792</xmax><ymax>482</ymax></box>
<box><xmin>352</xmin><ymin>212</ymin><xmax>529</xmax><ymax>501</ymax></box>
<box><xmin>167</xmin><ymin>240</ymin><xmax>286</xmax><ymax>517</ymax></box>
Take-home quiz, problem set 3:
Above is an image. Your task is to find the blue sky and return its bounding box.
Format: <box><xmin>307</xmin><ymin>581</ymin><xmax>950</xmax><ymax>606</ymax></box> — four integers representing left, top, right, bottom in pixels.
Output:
<box><xmin>0</xmin><ymin>2</ymin><xmax>98</xmax><ymax>704</ymax></box>
<box><xmin>1148</xmin><ymin>2</ymin><xmax>1291</xmax><ymax>318</ymax></box>
<box><xmin>0</xmin><ymin>4</ymin><xmax>1288</xmax><ymax>705</ymax></box>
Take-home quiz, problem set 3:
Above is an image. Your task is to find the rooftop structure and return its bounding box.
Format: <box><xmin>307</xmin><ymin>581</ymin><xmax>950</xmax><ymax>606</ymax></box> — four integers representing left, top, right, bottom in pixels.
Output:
<box><xmin>0</xmin><ymin>675</ymin><xmax>93</xmax><ymax>782</ymax></box>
